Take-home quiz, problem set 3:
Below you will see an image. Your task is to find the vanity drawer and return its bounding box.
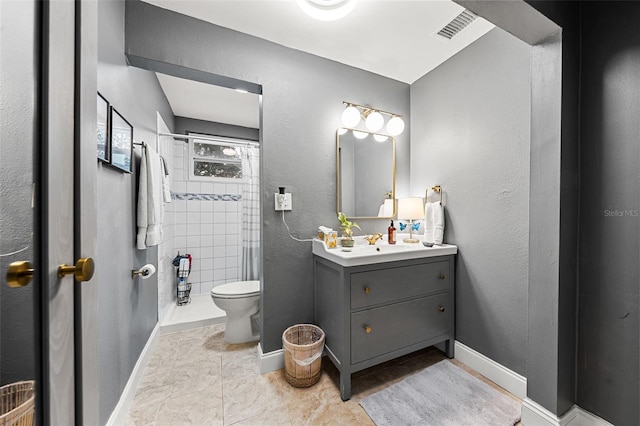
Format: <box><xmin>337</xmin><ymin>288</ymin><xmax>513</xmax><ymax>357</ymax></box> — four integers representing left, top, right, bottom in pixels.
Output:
<box><xmin>350</xmin><ymin>261</ymin><xmax>450</xmax><ymax>309</ymax></box>
<box><xmin>350</xmin><ymin>292</ymin><xmax>450</xmax><ymax>364</ymax></box>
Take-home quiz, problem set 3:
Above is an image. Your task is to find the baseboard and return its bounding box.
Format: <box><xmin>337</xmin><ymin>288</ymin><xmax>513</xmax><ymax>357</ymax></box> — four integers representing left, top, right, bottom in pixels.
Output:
<box><xmin>521</xmin><ymin>398</ymin><xmax>613</xmax><ymax>426</ymax></box>
<box><xmin>454</xmin><ymin>340</ymin><xmax>527</xmax><ymax>399</ymax></box>
<box><xmin>106</xmin><ymin>323</ymin><xmax>161</xmax><ymax>426</ymax></box>
<box><xmin>160</xmin><ymin>316</ymin><xmax>224</xmax><ymax>334</ymax></box>
<box><xmin>569</xmin><ymin>407</ymin><xmax>614</xmax><ymax>426</ymax></box>
<box><xmin>258</xmin><ymin>344</ymin><xmax>284</xmax><ymax>374</ymax></box>
<box><xmin>258</xmin><ymin>340</ymin><xmax>528</xmax><ymax>391</ymax></box>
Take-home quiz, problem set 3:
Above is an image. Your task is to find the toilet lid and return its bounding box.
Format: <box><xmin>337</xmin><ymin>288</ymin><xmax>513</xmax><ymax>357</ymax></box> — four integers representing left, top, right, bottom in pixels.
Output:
<box><xmin>211</xmin><ymin>280</ymin><xmax>260</xmax><ymax>297</ymax></box>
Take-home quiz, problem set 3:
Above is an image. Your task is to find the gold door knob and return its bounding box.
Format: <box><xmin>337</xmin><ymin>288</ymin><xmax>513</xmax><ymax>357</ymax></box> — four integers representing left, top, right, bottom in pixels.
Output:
<box><xmin>438</xmin><ymin>306</ymin><xmax>445</xmax><ymax>312</ymax></box>
<box><xmin>364</xmin><ymin>287</ymin><xmax>371</xmax><ymax>294</ymax></box>
<box><xmin>58</xmin><ymin>257</ymin><xmax>95</xmax><ymax>281</ymax></box>
<box><xmin>438</xmin><ymin>273</ymin><xmax>446</xmax><ymax>280</ymax></box>
<box><xmin>364</xmin><ymin>326</ymin><xmax>372</xmax><ymax>334</ymax></box>
<box><xmin>6</xmin><ymin>261</ymin><xmax>34</xmax><ymax>287</ymax></box>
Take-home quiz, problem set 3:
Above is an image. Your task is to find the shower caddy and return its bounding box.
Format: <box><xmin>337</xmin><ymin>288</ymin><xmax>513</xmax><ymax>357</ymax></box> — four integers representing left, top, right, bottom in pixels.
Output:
<box><xmin>172</xmin><ymin>253</ymin><xmax>192</xmax><ymax>306</ymax></box>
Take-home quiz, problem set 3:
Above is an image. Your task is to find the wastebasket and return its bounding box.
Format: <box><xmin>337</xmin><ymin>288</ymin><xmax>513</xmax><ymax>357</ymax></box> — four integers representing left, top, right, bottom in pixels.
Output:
<box><xmin>0</xmin><ymin>381</ymin><xmax>35</xmax><ymax>426</ymax></box>
<box><xmin>282</xmin><ymin>324</ymin><xmax>325</xmax><ymax>387</ymax></box>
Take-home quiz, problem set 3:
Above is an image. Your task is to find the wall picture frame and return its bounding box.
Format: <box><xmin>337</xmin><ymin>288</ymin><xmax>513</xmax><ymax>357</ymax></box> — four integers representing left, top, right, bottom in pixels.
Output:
<box><xmin>97</xmin><ymin>92</ymin><xmax>110</xmax><ymax>163</ymax></box>
<box><xmin>109</xmin><ymin>107</ymin><xmax>133</xmax><ymax>173</ymax></box>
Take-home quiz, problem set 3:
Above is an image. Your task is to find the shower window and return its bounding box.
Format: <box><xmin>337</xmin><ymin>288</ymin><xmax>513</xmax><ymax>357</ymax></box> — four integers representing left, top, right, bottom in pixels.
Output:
<box><xmin>189</xmin><ymin>138</ymin><xmax>242</xmax><ymax>180</ymax></box>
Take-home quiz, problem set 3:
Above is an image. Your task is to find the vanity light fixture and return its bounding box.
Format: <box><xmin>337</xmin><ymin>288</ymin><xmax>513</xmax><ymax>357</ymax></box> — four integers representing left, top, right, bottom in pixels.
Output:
<box><xmin>341</xmin><ymin>101</ymin><xmax>405</xmax><ymax>137</ymax></box>
<box><xmin>297</xmin><ymin>0</ymin><xmax>358</xmax><ymax>22</ymax></box>
<box><xmin>373</xmin><ymin>134</ymin><xmax>389</xmax><ymax>143</ymax></box>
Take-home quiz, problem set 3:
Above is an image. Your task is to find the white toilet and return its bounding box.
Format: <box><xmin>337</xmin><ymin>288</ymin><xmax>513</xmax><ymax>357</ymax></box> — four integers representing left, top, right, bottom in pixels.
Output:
<box><xmin>210</xmin><ymin>280</ymin><xmax>260</xmax><ymax>344</ymax></box>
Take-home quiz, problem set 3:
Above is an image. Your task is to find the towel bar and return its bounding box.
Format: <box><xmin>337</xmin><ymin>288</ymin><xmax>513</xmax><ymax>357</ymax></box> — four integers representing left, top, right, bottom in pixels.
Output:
<box><xmin>425</xmin><ymin>185</ymin><xmax>443</xmax><ymax>205</ymax></box>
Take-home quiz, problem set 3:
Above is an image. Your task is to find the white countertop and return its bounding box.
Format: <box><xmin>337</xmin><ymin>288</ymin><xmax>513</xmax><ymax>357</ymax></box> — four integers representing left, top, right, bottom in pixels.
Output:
<box><xmin>312</xmin><ymin>236</ymin><xmax>457</xmax><ymax>267</ymax></box>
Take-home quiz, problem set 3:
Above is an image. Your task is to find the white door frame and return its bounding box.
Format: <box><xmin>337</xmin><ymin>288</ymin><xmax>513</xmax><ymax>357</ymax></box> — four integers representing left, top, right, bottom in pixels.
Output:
<box><xmin>73</xmin><ymin>1</ymin><xmax>99</xmax><ymax>424</ymax></box>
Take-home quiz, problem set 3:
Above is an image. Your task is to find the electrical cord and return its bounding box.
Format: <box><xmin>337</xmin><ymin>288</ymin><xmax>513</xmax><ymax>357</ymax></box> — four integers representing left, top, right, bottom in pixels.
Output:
<box><xmin>282</xmin><ymin>210</ymin><xmax>314</xmax><ymax>242</ymax></box>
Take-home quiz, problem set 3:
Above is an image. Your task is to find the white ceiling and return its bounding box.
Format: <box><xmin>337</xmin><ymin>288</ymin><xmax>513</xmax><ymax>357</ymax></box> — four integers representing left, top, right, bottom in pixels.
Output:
<box><xmin>156</xmin><ymin>73</ymin><xmax>261</xmax><ymax>128</ymax></box>
<box><xmin>146</xmin><ymin>0</ymin><xmax>494</xmax><ymax>127</ymax></box>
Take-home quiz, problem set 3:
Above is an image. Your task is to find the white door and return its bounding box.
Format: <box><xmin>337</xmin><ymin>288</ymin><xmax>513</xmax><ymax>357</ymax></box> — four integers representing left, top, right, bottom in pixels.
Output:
<box><xmin>1</xmin><ymin>1</ymin><xmax>99</xmax><ymax>424</ymax></box>
<box><xmin>44</xmin><ymin>1</ymin><xmax>100</xmax><ymax>424</ymax></box>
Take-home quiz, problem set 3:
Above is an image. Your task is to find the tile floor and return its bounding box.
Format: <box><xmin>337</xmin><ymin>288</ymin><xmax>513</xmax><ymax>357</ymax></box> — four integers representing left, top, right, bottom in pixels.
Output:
<box><xmin>127</xmin><ymin>324</ymin><xmax>522</xmax><ymax>425</ymax></box>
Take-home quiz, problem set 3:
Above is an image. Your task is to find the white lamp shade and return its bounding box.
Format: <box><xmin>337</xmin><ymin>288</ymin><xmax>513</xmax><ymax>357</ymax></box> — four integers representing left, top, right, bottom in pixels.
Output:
<box><xmin>342</xmin><ymin>106</ymin><xmax>361</xmax><ymax>127</ymax></box>
<box><xmin>386</xmin><ymin>116</ymin><xmax>405</xmax><ymax>136</ymax></box>
<box><xmin>373</xmin><ymin>134</ymin><xmax>388</xmax><ymax>142</ymax></box>
<box><xmin>365</xmin><ymin>111</ymin><xmax>384</xmax><ymax>132</ymax></box>
<box><xmin>397</xmin><ymin>197</ymin><xmax>424</xmax><ymax>220</ymax></box>
<box><xmin>352</xmin><ymin>130</ymin><xmax>368</xmax><ymax>139</ymax></box>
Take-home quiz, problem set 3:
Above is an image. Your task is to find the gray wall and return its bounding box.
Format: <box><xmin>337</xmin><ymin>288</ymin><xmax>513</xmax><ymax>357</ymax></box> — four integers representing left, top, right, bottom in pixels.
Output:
<box><xmin>460</xmin><ymin>0</ymin><xmax>576</xmax><ymax>415</ymax></box>
<box><xmin>578</xmin><ymin>2</ymin><xmax>640</xmax><ymax>424</ymax></box>
<box><xmin>97</xmin><ymin>0</ymin><xmax>175</xmax><ymax>423</ymax></box>
<box><xmin>0</xmin><ymin>0</ymin><xmax>37</xmax><ymax>385</ymax></box>
<box><xmin>174</xmin><ymin>116</ymin><xmax>259</xmax><ymax>141</ymax></box>
<box><xmin>125</xmin><ymin>0</ymin><xmax>410</xmax><ymax>353</ymax></box>
<box><xmin>410</xmin><ymin>27</ymin><xmax>531</xmax><ymax>376</ymax></box>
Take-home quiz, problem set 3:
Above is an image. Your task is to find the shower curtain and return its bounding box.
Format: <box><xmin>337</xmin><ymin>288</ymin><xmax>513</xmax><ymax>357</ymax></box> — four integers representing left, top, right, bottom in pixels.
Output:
<box><xmin>241</xmin><ymin>145</ymin><xmax>260</xmax><ymax>280</ymax></box>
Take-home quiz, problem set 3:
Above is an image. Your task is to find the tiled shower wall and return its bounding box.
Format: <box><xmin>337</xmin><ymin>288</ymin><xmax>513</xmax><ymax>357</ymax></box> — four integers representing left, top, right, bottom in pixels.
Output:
<box><xmin>170</xmin><ymin>141</ymin><xmax>243</xmax><ymax>296</ymax></box>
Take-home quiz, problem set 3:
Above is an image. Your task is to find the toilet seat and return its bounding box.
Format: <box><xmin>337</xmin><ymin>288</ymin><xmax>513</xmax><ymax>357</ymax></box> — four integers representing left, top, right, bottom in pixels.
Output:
<box><xmin>211</xmin><ymin>280</ymin><xmax>260</xmax><ymax>299</ymax></box>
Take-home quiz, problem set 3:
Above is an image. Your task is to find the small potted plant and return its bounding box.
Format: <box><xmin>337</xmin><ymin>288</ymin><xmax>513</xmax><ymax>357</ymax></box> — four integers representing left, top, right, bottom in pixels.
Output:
<box><xmin>337</xmin><ymin>212</ymin><xmax>361</xmax><ymax>248</ymax></box>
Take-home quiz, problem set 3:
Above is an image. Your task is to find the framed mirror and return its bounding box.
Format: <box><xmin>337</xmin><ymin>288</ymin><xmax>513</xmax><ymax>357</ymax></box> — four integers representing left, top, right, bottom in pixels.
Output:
<box><xmin>337</xmin><ymin>128</ymin><xmax>396</xmax><ymax>219</ymax></box>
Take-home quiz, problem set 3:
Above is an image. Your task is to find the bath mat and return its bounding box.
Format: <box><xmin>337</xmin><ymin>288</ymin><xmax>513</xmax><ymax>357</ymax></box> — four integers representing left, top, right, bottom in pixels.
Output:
<box><xmin>360</xmin><ymin>360</ymin><xmax>521</xmax><ymax>426</ymax></box>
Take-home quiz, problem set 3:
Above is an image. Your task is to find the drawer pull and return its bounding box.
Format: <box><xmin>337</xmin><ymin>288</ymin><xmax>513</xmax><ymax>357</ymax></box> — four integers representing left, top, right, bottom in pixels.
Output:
<box><xmin>364</xmin><ymin>287</ymin><xmax>371</xmax><ymax>294</ymax></box>
<box><xmin>438</xmin><ymin>273</ymin><xmax>446</xmax><ymax>280</ymax></box>
<box><xmin>364</xmin><ymin>326</ymin><xmax>372</xmax><ymax>334</ymax></box>
<box><xmin>438</xmin><ymin>306</ymin><xmax>445</xmax><ymax>313</ymax></box>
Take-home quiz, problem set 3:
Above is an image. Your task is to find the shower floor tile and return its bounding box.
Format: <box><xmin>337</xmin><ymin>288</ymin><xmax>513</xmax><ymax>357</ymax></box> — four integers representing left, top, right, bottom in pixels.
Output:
<box><xmin>161</xmin><ymin>293</ymin><xmax>226</xmax><ymax>333</ymax></box>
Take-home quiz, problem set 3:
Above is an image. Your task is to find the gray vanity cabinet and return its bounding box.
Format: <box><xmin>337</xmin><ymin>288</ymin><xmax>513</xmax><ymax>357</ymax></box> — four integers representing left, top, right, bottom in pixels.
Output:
<box><xmin>313</xmin><ymin>254</ymin><xmax>455</xmax><ymax>401</ymax></box>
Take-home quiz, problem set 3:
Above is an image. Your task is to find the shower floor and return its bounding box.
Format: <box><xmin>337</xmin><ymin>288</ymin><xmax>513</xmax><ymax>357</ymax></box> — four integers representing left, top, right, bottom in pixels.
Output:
<box><xmin>161</xmin><ymin>293</ymin><xmax>226</xmax><ymax>334</ymax></box>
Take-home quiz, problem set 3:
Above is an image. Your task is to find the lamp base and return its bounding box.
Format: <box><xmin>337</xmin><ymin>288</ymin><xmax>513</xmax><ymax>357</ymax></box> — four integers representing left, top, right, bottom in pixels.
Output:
<box><xmin>403</xmin><ymin>238</ymin><xmax>420</xmax><ymax>244</ymax></box>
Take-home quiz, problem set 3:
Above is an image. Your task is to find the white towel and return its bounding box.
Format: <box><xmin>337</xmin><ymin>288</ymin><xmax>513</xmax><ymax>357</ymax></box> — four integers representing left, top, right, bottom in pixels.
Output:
<box><xmin>136</xmin><ymin>145</ymin><xmax>164</xmax><ymax>249</ymax></box>
<box><xmin>377</xmin><ymin>199</ymin><xmax>394</xmax><ymax>217</ymax></box>
<box><xmin>424</xmin><ymin>201</ymin><xmax>445</xmax><ymax>245</ymax></box>
<box><xmin>160</xmin><ymin>156</ymin><xmax>171</xmax><ymax>204</ymax></box>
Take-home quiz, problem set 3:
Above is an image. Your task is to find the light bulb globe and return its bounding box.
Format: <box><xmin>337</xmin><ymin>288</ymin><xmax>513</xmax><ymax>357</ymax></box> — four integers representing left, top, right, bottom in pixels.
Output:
<box><xmin>341</xmin><ymin>106</ymin><xmax>361</xmax><ymax>127</ymax></box>
<box><xmin>365</xmin><ymin>111</ymin><xmax>384</xmax><ymax>132</ymax></box>
<box><xmin>352</xmin><ymin>130</ymin><xmax>368</xmax><ymax>139</ymax></box>
<box><xmin>373</xmin><ymin>134</ymin><xmax>388</xmax><ymax>143</ymax></box>
<box><xmin>386</xmin><ymin>116</ymin><xmax>405</xmax><ymax>136</ymax></box>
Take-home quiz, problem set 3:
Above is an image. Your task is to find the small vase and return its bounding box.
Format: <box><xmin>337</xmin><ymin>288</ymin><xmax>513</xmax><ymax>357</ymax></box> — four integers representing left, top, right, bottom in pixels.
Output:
<box><xmin>341</xmin><ymin>238</ymin><xmax>355</xmax><ymax>248</ymax></box>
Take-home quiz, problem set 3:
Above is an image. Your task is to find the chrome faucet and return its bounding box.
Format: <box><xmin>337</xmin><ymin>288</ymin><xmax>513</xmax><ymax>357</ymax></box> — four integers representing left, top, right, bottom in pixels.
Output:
<box><xmin>365</xmin><ymin>233</ymin><xmax>384</xmax><ymax>245</ymax></box>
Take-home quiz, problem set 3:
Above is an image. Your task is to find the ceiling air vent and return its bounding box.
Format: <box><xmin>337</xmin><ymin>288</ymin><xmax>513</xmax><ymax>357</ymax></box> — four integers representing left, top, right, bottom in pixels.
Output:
<box><xmin>436</xmin><ymin>10</ymin><xmax>477</xmax><ymax>40</ymax></box>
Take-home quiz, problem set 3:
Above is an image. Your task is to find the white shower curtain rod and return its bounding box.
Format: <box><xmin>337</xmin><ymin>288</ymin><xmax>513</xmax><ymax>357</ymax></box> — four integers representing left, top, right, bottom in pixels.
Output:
<box><xmin>158</xmin><ymin>132</ymin><xmax>259</xmax><ymax>148</ymax></box>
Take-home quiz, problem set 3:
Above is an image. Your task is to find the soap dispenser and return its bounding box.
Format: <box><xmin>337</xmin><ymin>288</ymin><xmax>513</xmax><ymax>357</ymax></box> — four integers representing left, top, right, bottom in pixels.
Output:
<box><xmin>388</xmin><ymin>220</ymin><xmax>396</xmax><ymax>245</ymax></box>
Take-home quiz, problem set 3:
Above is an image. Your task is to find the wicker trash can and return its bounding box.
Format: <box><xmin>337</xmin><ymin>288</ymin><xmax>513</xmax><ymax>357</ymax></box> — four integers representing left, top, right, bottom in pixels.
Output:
<box><xmin>0</xmin><ymin>381</ymin><xmax>35</xmax><ymax>426</ymax></box>
<box><xmin>282</xmin><ymin>324</ymin><xmax>325</xmax><ymax>387</ymax></box>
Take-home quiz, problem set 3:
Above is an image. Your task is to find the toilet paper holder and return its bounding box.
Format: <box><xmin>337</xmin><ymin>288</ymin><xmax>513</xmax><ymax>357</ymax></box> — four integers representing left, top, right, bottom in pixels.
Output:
<box><xmin>132</xmin><ymin>263</ymin><xmax>156</xmax><ymax>279</ymax></box>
